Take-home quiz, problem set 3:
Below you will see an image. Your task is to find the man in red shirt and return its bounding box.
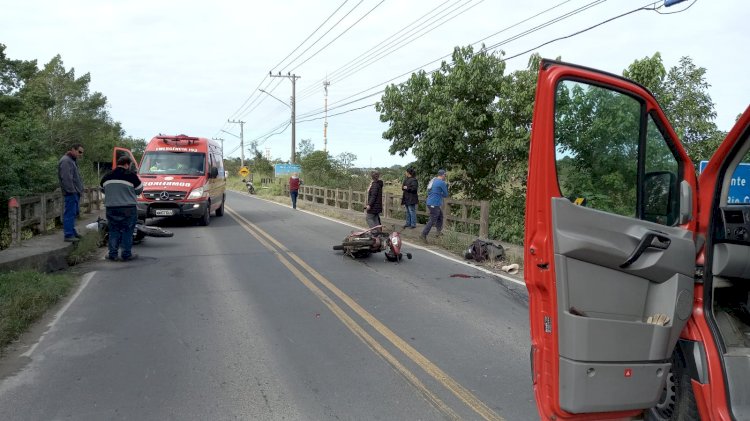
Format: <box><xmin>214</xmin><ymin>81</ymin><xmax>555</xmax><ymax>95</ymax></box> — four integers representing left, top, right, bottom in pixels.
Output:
<box><xmin>289</xmin><ymin>173</ymin><xmax>301</xmax><ymax>209</ymax></box>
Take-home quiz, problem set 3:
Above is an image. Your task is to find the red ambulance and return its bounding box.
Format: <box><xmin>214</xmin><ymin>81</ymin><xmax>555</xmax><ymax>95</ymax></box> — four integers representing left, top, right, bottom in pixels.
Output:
<box><xmin>115</xmin><ymin>134</ymin><xmax>226</xmax><ymax>226</ymax></box>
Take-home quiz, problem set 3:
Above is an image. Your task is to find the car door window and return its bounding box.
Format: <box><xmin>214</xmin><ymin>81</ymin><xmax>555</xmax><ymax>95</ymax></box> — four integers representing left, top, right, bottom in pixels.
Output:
<box><xmin>554</xmin><ymin>80</ymin><xmax>680</xmax><ymax>226</ymax></box>
<box><xmin>644</xmin><ymin>114</ymin><xmax>680</xmax><ymax>225</ymax></box>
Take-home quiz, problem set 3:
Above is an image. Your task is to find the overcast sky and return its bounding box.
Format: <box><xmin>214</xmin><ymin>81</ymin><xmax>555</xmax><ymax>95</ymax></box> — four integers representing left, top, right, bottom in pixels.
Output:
<box><xmin>2</xmin><ymin>0</ymin><xmax>748</xmax><ymax>167</ymax></box>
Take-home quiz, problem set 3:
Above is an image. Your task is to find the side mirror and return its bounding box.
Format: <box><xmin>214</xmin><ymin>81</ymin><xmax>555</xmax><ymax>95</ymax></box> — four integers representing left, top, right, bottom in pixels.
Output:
<box><xmin>643</xmin><ymin>171</ymin><xmax>679</xmax><ymax>225</ymax></box>
<box><xmin>210</xmin><ymin>167</ymin><xmax>219</xmax><ymax>178</ymax></box>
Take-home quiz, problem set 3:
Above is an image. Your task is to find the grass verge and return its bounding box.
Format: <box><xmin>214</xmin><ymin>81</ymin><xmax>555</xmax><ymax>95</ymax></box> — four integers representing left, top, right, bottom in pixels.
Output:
<box><xmin>0</xmin><ymin>270</ymin><xmax>75</xmax><ymax>352</ymax></box>
<box><xmin>66</xmin><ymin>231</ymin><xmax>101</xmax><ymax>265</ymax></box>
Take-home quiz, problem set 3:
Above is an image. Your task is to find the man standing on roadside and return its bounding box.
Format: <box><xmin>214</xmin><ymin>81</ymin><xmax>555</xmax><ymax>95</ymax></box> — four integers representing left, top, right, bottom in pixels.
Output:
<box><xmin>101</xmin><ymin>156</ymin><xmax>143</xmax><ymax>261</ymax></box>
<box><xmin>401</xmin><ymin>167</ymin><xmax>418</xmax><ymax>229</ymax></box>
<box><xmin>289</xmin><ymin>172</ymin><xmax>302</xmax><ymax>209</ymax></box>
<box><xmin>365</xmin><ymin>170</ymin><xmax>384</xmax><ymax>229</ymax></box>
<box><xmin>58</xmin><ymin>143</ymin><xmax>85</xmax><ymax>242</ymax></box>
<box><xmin>420</xmin><ymin>169</ymin><xmax>449</xmax><ymax>243</ymax></box>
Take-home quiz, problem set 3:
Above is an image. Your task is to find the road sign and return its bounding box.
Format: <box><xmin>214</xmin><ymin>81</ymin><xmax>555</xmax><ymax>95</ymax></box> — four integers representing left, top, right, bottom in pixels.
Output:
<box><xmin>239</xmin><ymin>166</ymin><xmax>250</xmax><ymax>177</ymax></box>
<box><xmin>274</xmin><ymin>163</ymin><xmax>301</xmax><ymax>177</ymax></box>
<box><xmin>700</xmin><ymin>161</ymin><xmax>750</xmax><ymax>203</ymax></box>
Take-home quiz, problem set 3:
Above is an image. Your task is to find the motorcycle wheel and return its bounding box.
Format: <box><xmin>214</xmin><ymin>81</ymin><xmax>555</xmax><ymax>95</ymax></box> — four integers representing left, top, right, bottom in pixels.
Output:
<box><xmin>342</xmin><ymin>239</ymin><xmax>374</xmax><ymax>247</ymax></box>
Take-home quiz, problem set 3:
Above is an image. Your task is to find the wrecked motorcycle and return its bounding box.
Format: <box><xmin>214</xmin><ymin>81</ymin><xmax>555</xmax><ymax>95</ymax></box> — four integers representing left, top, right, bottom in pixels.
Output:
<box><xmin>88</xmin><ymin>217</ymin><xmax>174</xmax><ymax>247</ymax></box>
<box><xmin>333</xmin><ymin>225</ymin><xmax>412</xmax><ymax>262</ymax></box>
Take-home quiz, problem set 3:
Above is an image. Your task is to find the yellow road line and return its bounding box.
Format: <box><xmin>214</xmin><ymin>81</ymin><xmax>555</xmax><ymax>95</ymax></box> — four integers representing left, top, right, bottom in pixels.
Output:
<box><xmin>227</xmin><ymin>208</ymin><xmax>460</xmax><ymax>420</ymax></box>
<box><xmin>227</xmin><ymin>207</ymin><xmax>505</xmax><ymax>421</ymax></box>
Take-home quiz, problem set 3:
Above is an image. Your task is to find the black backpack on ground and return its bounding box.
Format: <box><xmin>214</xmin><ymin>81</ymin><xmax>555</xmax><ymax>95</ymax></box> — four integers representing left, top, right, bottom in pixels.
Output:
<box><xmin>464</xmin><ymin>239</ymin><xmax>505</xmax><ymax>262</ymax></box>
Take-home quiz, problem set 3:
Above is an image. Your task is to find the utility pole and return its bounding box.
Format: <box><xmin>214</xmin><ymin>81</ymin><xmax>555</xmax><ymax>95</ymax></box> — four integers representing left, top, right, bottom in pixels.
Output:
<box><xmin>323</xmin><ymin>80</ymin><xmax>330</xmax><ymax>153</ymax></box>
<box><xmin>211</xmin><ymin>137</ymin><xmax>224</xmax><ymax>159</ymax></box>
<box><xmin>270</xmin><ymin>72</ymin><xmax>301</xmax><ymax>164</ymax></box>
<box><xmin>227</xmin><ymin>119</ymin><xmax>245</xmax><ymax>167</ymax></box>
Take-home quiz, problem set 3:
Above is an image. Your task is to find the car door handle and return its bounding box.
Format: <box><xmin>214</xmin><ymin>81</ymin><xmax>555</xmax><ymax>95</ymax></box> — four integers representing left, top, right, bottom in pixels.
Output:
<box><xmin>620</xmin><ymin>232</ymin><xmax>671</xmax><ymax>268</ymax></box>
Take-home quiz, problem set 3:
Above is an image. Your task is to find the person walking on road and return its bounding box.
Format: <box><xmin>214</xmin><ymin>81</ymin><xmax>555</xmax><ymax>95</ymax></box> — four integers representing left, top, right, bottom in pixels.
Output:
<box><xmin>365</xmin><ymin>170</ymin><xmax>384</xmax><ymax>229</ymax></box>
<box><xmin>401</xmin><ymin>167</ymin><xmax>418</xmax><ymax>229</ymax></box>
<box><xmin>289</xmin><ymin>173</ymin><xmax>302</xmax><ymax>209</ymax></box>
<box><xmin>58</xmin><ymin>143</ymin><xmax>85</xmax><ymax>242</ymax></box>
<box><xmin>420</xmin><ymin>169</ymin><xmax>449</xmax><ymax>243</ymax></box>
<box><xmin>100</xmin><ymin>156</ymin><xmax>143</xmax><ymax>261</ymax></box>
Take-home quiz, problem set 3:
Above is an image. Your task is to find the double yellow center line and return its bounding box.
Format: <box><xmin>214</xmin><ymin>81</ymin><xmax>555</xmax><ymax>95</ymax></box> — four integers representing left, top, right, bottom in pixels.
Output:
<box><xmin>227</xmin><ymin>207</ymin><xmax>504</xmax><ymax>421</ymax></box>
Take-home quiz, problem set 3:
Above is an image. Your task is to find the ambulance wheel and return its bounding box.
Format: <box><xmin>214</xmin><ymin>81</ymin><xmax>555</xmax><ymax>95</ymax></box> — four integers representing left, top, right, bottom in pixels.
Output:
<box><xmin>645</xmin><ymin>347</ymin><xmax>698</xmax><ymax>421</ymax></box>
<box><xmin>198</xmin><ymin>203</ymin><xmax>210</xmax><ymax>226</ymax></box>
<box><xmin>215</xmin><ymin>196</ymin><xmax>225</xmax><ymax>217</ymax></box>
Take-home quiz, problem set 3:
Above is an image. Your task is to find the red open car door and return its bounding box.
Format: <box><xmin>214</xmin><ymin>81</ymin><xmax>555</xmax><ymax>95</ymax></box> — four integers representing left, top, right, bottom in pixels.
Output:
<box><xmin>693</xmin><ymin>106</ymin><xmax>750</xmax><ymax>421</ymax></box>
<box><xmin>112</xmin><ymin>147</ymin><xmax>139</xmax><ymax>171</ymax></box>
<box><xmin>525</xmin><ymin>60</ymin><xmax>699</xmax><ymax>420</ymax></box>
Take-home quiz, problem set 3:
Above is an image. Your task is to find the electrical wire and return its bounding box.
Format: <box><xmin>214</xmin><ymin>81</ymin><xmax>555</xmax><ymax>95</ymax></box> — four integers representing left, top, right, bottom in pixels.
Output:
<box><xmin>653</xmin><ymin>0</ymin><xmax>696</xmax><ymax>14</ymax></box>
<box><xmin>218</xmin><ymin>0</ymin><xmax>353</xmax><ymax>134</ymax></box>
<box><xmin>319</xmin><ymin>0</ymin><xmax>485</xmax><ymax>93</ymax></box>
<box><xmin>297</xmin><ymin>0</ymin><xmax>484</xmax><ymax>103</ymax></box>
<box><xmin>297</xmin><ymin>0</ymin><xmax>462</xmax><ymax>97</ymax></box>
<box><xmin>230</xmin><ymin>0</ymin><xmax>669</xmax><ymax>155</ymax></box>
<box><xmin>297</xmin><ymin>0</ymin><xmax>607</xmax><ymax>119</ymax></box>
<box><xmin>297</xmin><ymin>0</ymin><xmax>573</xmax><ymax>102</ymax></box>
<box><xmin>287</xmin><ymin>0</ymin><xmax>387</xmax><ymax>73</ymax></box>
<box><xmin>277</xmin><ymin>0</ymin><xmax>366</xmax><ymax>74</ymax></box>
<box><xmin>498</xmin><ymin>1</ymin><xmax>660</xmax><ymax>60</ymax></box>
<box><xmin>298</xmin><ymin>103</ymin><xmax>375</xmax><ymax>123</ymax></box>
<box><xmin>271</xmin><ymin>0</ymin><xmax>352</xmax><ymax>72</ymax></box>
<box><xmin>298</xmin><ymin>0</ymin><xmax>665</xmax><ymax>122</ymax></box>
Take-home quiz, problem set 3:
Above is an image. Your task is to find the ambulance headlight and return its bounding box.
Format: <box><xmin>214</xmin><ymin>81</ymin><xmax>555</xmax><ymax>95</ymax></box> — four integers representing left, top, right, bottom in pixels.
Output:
<box><xmin>188</xmin><ymin>187</ymin><xmax>205</xmax><ymax>199</ymax></box>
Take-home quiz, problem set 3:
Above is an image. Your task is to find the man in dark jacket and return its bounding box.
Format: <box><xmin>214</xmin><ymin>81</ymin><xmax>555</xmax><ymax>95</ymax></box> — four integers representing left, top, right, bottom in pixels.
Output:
<box><xmin>101</xmin><ymin>156</ymin><xmax>143</xmax><ymax>261</ymax></box>
<box><xmin>58</xmin><ymin>143</ymin><xmax>85</xmax><ymax>242</ymax></box>
<box><xmin>400</xmin><ymin>167</ymin><xmax>418</xmax><ymax>229</ymax></box>
<box><xmin>365</xmin><ymin>170</ymin><xmax>384</xmax><ymax>228</ymax></box>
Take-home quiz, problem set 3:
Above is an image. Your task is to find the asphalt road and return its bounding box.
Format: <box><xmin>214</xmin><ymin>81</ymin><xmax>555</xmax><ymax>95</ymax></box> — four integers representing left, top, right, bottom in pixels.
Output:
<box><xmin>0</xmin><ymin>191</ymin><xmax>536</xmax><ymax>420</ymax></box>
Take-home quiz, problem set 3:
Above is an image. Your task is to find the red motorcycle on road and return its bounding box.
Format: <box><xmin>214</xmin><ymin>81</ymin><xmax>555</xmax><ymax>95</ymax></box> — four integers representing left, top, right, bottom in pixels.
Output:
<box><xmin>333</xmin><ymin>225</ymin><xmax>412</xmax><ymax>262</ymax></box>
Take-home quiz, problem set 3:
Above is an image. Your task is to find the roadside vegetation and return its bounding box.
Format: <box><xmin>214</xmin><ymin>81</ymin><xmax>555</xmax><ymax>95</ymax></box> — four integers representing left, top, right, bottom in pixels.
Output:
<box><xmin>0</xmin><ymin>270</ymin><xmax>75</xmax><ymax>353</ymax></box>
<box><xmin>2</xmin><ymin>42</ymin><xmax>723</xmax><ymax>249</ymax></box>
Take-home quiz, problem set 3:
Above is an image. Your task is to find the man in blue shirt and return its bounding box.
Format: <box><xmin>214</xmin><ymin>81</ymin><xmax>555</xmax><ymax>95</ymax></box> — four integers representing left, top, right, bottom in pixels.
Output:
<box><xmin>420</xmin><ymin>169</ymin><xmax>449</xmax><ymax>243</ymax></box>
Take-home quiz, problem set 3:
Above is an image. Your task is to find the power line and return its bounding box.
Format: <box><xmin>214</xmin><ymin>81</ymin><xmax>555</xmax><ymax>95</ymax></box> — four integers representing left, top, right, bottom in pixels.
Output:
<box><xmin>298</xmin><ymin>103</ymin><xmax>375</xmax><ymax>123</ymax></box>
<box><xmin>236</xmin><ymin>77</ymin><xmax>285</xmax><ymax>121</ymax></box>
<box><xmin>297</xmin><ymin>0</ymin><xmax>606</xmax><ymax>119</ymax></box>
<box><xmin>271</xmin><ymin>0</ymin><xmax>352</xmax><ymax>72</ymax></box>
<box><xmin>233</xmin><ymin>0</ymin><xmax>665</xmax><ymax>155</ymax></box>
<box><xmin>297</xmin><ymin>0</ymin><xmax>459</xmax><ymax>97</ymax></box>
<box><xmin>653</xmin><ymin>0</ymin><xmax>696</xmax><ymax>14</ymax></box>
<box><xmin>499</xmin><ymin>1</ymin><xmax>661</xmax><ymax>60</ymax></box>
<box><xmin>297</xmin><ymin>0</ymin><xmax>573</xmax><ymax>103</ymax></box>
<box><xmin>278</xmin><ymin>0</ymin><xmax>366</xmax><ymax>74</ymax></box>
<box><xmin>287</xmin><ymin>0</ymin><xmax>387</xmax><ymax>73</ymax></box>
<box><xmin>317</xmin><ymin>0</ymin><xmax>484</xmax><ymax>93</ymax></box>
<box><xmin>218</xmin><ymin>0</ymin><xmax>354</xmax><ymax>135</ymax></box>
<box><xmin>298</xmin><ymin>0</ymin><xmax>665</xmax><ymax>122</ymax></box>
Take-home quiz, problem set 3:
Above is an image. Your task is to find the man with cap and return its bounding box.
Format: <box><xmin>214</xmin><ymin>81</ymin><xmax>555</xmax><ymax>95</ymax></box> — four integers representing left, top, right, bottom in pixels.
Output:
<box><xmin>100</xmin><ymin>156</ymin><xmax>143</xmax><ymax>261</ymax></box>
<box><xmin>420</xmin><ymin>169</ymin><xmax>449</xmax><ymax>243</ymax></box>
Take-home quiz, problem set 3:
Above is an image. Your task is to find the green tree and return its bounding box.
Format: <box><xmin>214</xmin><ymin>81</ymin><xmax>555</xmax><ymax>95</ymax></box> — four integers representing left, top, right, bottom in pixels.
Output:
<box><xmin>624</xmin><ymin>53</ymin><xmax>724</xmax><ymax>164</ymax></box>
<box><xmin>334</xmin><ymin>152</ymin><xmax>357</xmax><ymax>173</ymax></box>
<box><xmin>0</xmin><ymin>46</ymin><xmax>137</xmax><ymax>238</ymax></box>
<box><xmin>296</xmin><ymin>138</ymin><xmax>315</xmax><ymax>161</ymax></box>
<box><xmin>377</xmin><ymin>46</ymin><xmax>540</xmax><ymax>242</ymax></box>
